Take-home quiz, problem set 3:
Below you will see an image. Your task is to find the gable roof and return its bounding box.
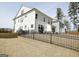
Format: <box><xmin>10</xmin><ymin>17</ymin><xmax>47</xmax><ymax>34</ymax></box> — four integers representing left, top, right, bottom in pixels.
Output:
<box><xmin>34</xmin><ymin>8</ymin><xmax>53</xmax><ymax>20</ymax></box>
<box><xmin>13</xmin><ymin>8</ymin><xmax>35</xmax><ymax>20</ymax></box>
<box><xmin>13</xmin><ymin>5</ymin><xmax>32</xmax><ymax>19</ymax></box>
<box><xmin>13</xmin><ymin>6</ymin><xmax>53</xmax><ymax>21</ymax></box>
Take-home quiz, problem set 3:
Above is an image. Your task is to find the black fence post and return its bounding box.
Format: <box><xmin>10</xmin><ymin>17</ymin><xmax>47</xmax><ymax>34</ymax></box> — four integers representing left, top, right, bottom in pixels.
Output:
<box><xmin>50</xmin><ymin>33</ymin><xmax>52</xmax><ymax>44</ymax></box>
<box><xmin>33</xmin><ymin>32</ymin><xmax>34</xmax><ymax>39</ymax></box>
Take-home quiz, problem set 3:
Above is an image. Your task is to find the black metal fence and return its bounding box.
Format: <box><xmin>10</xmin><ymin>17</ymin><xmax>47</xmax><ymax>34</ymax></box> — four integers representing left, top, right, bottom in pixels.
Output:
<box><xmin>21</xmin><ymin>33</ymin><xmax>79</xmax><ymax>51</ymax></box>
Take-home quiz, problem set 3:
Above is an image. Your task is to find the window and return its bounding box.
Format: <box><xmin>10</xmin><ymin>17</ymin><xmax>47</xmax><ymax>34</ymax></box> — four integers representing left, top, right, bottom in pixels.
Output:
<box><xmin>20</xmin><ymin>17</ymin><xmax>23</xmax><ymax>22</ymax></box>
<box><xmin>21</xmin><ymin>20</ymin><xmax>23</xmax><ymax>22</ymax></box>
<box><xmin>35</xmin><ymin>14</ymin><xmax>38</xmax><ymax>19</ymax></box>
<box><xmin>21</xmin><ymin>9</ymin><xmax>24</xmax><ymax>15</ymax></box>
<box><xmin>38</xmin><ymin>24</ymin><xmax>40</xmax><ymax>29</ymax></box>
<box><xmin>38</xmin><ymin>24</ymin><xmax>44</xmax><ymax>33</ymax></box>
<box><xmin>25</xmin><ymin>25</ymin><xmax>27</xmax><ymax>28</ymax></box>
<box><xmin>31</xmin><ymin>24</ymin><xmax>33</xmax><ymax>28</ymax></box>
<box><xmin>43</xmin><ymin>18</ymin><xmax>45</xmax><ymax>22</ymax></box>
<box><xmin>48</xmin><ymin>20</ymin><xmax>50</xmax><ymax>24</ymax></box>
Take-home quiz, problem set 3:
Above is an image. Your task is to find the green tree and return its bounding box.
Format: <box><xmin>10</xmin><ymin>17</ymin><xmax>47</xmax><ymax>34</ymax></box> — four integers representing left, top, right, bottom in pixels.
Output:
<box><xmin>56</xmin><ymin>8</ymin><xmax>64</xmax><ymax>20</ymax></box>
<box><xmin>68</xmin><ymin>2</ymin><xmax>79</xmax><ymax>30</ymax></box>
<box><xmin>56</xmin><ymin>8</ymin><xmax>65</xmax><ymax>33</ymax></box>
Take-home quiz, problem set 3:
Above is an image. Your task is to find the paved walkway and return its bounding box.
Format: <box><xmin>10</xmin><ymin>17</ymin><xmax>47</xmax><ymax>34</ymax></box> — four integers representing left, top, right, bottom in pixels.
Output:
<box><xmin>0</xmin><ymin>37</ymin><xmax>79</xmax><ymax>57</ymax></box>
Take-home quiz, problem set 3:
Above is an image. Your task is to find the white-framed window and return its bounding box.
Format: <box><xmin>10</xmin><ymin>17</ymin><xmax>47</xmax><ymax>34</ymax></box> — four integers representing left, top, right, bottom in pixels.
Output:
<box><xmin>21</xmin><ymin>20</ymin><xmax>23</xmax><ymax>22</ymax></box>
<box><xmin>20</xmin><ymin>17</ymin><xmax>23</xmax><ymax>22</ymax></box>
<box><xmin>48</xmin><ymin>20</ymin><xmax>50</xmax><ymax>24</ymax></box>
<box><xmin>25</xmin><ymin>25</ymin><xmax>27</xmax><ymax>29</ymax></box>
<box><xmin>35</xmin><ymin>14</ymin><xmax>38</xmax><ymax>19</ymax></box>
<box><xmin>43</xmin><ymin>18</ymin><xmax>45</xmax><ymax>22</ymax></box>
<box><xmin>31</xmin><ymin>24</ymin><xmax>33</xmax><ymax>28</ymax></box>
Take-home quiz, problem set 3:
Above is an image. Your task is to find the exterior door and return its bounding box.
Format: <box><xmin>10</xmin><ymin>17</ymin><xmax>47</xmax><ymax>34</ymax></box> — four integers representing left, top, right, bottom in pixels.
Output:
<box><xmin>52</xmin><ymin>27</ymin><xmax>55</xmax><ymax>34</ymax></box>
<box><xmin>38</xmin><ymin>25</ymin><xmax>44</xmax><ymax>33</ymax></box>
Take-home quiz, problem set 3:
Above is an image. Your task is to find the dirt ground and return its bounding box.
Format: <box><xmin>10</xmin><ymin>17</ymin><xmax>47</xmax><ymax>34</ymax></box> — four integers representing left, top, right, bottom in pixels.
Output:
<box><xmin>0</xmin><ymin>36</ymin><xmax>79</xmax><ymax>57</ymax></box>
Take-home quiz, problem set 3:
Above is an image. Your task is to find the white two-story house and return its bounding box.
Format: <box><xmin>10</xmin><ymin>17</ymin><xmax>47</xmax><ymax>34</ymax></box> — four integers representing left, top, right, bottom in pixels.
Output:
<box><xmin>13</xmin><ymin>6</ymin><xmax>66</xmax><ymax>33</ymax></box>
<box><xmin>13</xmin><ymin>6</ymin><xmax>53</xmax><ymax>33</ymax></box>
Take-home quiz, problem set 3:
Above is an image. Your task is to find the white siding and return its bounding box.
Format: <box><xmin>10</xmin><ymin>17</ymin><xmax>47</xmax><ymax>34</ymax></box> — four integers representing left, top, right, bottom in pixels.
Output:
<box><xmin>52</xmin><ymin>22</ymin><xmax>59</xmax><ymax>33</ymax></box>
<box><xmin>14</xmin><ymin>10</ymin><xmax>35</xmax><ymax>32</ymax></box>
<box><xmin>35</xmin><ymin>10</ymin><xmax>52</xmax><ymax>32</ymax></box>
<box><xmin>52</xmin><ymin>21</ymin><xmax>66</xmax><ymax>33</ymax></box>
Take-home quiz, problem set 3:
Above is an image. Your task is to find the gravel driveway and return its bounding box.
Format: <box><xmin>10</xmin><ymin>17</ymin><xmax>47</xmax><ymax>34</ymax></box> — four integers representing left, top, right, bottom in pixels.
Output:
<box><xmin>0</xmin><ymin>36</ymin><xmax>79</xmax><ymax>57</ymax></box>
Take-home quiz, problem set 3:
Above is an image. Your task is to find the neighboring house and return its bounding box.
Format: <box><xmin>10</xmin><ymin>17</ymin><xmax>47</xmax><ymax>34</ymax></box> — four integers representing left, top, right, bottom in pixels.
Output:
<box><xmin>13</xmin><ymin>6</ymin><xmax>66</xmax><ymax>33</ymax></box>
<box><xmin>52</xmin><ymin>18</ymin><xmax>66</xmax><ymax>33</ymax></box>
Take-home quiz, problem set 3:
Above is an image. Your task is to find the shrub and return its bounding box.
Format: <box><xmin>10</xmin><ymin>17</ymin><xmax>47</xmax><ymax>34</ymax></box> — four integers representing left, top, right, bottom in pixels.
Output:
<box><xmin>0</xmin><ymin>28</ymin><xmax>12</xmax><ymax>33</ymax></box>
<box><xmin>17</xmin><ymin>29</ymin><xmax>24</xmax><ymax>35</ymax></box>
<box><xmin>17</xmin><ymin>29</ymin><xmax>29</xmax><ymax>35</ymax></box>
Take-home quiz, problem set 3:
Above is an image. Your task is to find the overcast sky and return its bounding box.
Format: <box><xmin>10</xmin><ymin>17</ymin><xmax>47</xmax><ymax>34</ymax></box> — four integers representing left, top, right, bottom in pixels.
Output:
<box><xmin>0</xmin><ymin>2</ymin><xmax>69</xmax><ymax>29</ymax></box>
